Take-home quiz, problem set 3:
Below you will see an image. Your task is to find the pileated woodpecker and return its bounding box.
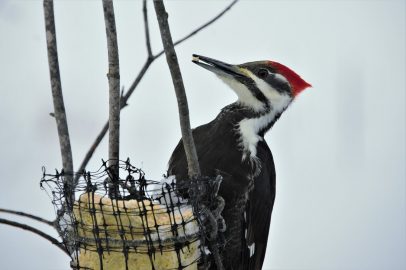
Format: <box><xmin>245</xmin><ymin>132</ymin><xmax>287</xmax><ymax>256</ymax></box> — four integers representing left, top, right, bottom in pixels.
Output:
<box><xmin>168</xmin><ymin>55</ymin><xmax>311</xmax><ymax>269</ymax></box>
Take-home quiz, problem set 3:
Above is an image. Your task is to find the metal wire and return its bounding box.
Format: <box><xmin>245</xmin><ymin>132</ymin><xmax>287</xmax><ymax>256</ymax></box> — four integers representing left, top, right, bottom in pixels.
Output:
<box><xmin>41</xmin><ymin>159</ymin><xmax>224</xmax><ymax>270</ymax></box>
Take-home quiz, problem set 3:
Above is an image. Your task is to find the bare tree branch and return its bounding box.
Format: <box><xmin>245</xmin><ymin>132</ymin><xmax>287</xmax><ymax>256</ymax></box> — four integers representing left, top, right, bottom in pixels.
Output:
<box><xmin>0</xmin><ymin>208</ymin><xmax>54</xmax><ymax>227</ymax></box>
<box><xmin>153</xmin><ymin>0</ymin><xmax>200</xmax><ymax>178</ymax></box>
<box><xmin>143</xmin><ymin>0</ymin><xmax>153</xmax><ymax>58</ymax></box>
<box><xmin>122</xmin><ymin>59</ymin><xmax>153</xmax><ymax>104</ymax></box>
<box><xmin>154</xmin><ymin>0</ymin><xmax>239</xmax><ymax>59</ymax></box>
<box><xmin>102</xmin><ymin>0</ymin><xmax>121</xmax><ymax>198</ymax></box>
<box><xmin>75</xmin><ymin>122</ymin><xmax>109</xmax><ymax>175</ymax></box>
<box><xmin>74</xmin><ymin>0</ymin><xmax>238</xmax><ymax>180</ymax></box>
<box><xmin>0</xmin><ymin>218</ymin><xmax>69</xmax><ymax>255</ymax></box>
<box><xmin>43</xmin><ymin>0</ymin><xmax>74</xmax><ymax>206</ymax></box>
<box><xmin>0</xmin><ymin>0</ymin><xmax>239</xmax><ymax>264</ymax></box>
<box><xmin>154</xmin><ymin>4</ymin><xmax>231</xmax><ymax>268</ymax></box>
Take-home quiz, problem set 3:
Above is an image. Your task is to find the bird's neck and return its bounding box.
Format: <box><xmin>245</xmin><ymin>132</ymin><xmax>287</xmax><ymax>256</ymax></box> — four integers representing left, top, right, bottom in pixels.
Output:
<box><xmin>220</xmin><ymin>100</ymin><xmax>290</xmax><ymax>161</ymax></box>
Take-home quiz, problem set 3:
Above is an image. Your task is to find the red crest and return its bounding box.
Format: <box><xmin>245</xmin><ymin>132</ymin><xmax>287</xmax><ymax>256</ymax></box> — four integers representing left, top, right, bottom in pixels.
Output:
<box><xmin>268</xmin><ymin>61</ymin><xmax>311</xmax><ymax>96</ymax></box>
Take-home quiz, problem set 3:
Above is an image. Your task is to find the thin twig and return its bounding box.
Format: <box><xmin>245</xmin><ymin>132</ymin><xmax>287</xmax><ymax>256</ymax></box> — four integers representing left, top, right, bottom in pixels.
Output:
<box><xmin>153</xmin><ymin>0</ymin><xmax>201</xmax><ymax>178</ymax></box>
<box><xmin>0</xmin><ymin>218</ymin><xmax>69</xmax><ymax>255</ymax></box>
<box><xmin>143</xmin><ymin>0</ymin><xmax>153</xmax><ymax>57</ymax></box>
<box><xmin>102</xmin><ymin>0</ymin><xmax>121</xmax><ymax>198</ymax></box>
<box><xmin>43</xmin><ymin>0</ymin><xmax>74</xmax><ymax>206</ymax></box>
<box><xmin>74</xmin><ymin>0</ymin><xmax>238</xmax><ymax>181</ymax></box>
<box><xmin>122</xmin><ymin>59</ymin><xmax>154</xmax><ymax>104</ymax></box>
<box><xmin>0</xmin><ymin>208</ymin><xmax>54</xmax><ymax>227</ymax></box>
<box><xmin>75</xmin><ymin>122</ymin><xmax>109</xmax><ymax>178</ymax></box>
<box><xmin>154</xmin><ymin>0</ymin><xmax>239</xmax><ymax>59</ymax></box>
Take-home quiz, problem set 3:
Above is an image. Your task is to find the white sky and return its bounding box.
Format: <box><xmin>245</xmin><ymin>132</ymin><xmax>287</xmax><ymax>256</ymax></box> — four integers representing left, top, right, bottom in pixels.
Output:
<box><xmin>0</xmin><ymin>0</ymin><xmax>405</xmax><ymax>269</ymax></box>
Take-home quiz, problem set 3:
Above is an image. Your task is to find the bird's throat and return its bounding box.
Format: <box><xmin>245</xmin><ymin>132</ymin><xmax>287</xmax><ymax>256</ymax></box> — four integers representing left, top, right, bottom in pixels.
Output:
<box><xmin>237</xmin><ymin>97</ymin><xmax>291</xmax><ymax>161</ymax></box>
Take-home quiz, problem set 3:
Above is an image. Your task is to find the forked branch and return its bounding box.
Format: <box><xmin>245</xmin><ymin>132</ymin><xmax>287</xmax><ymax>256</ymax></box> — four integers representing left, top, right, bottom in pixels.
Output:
<box><xmin>75</xmin><ymin>0</ymin><xmax>239</xmax><ymax>178</ymax></box>
<box><xmin>1</xmin><ymin>0</ymin><xmax>240</xmax><ymax>263</ymax></box>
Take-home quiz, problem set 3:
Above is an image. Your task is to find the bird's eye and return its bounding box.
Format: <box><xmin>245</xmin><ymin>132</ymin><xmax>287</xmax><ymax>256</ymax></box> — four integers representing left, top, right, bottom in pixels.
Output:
<box><xmin>257</xmin><ymin>69</ymin><xmax>268</xmax><ymax>79</ymax></box>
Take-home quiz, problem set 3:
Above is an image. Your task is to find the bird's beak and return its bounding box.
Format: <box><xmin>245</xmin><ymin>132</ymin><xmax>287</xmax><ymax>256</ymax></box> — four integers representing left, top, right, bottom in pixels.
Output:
<box><xmin>192</xmin><ymin>54</ymin><xmax>245</xmax><ymax>78</ymax></box>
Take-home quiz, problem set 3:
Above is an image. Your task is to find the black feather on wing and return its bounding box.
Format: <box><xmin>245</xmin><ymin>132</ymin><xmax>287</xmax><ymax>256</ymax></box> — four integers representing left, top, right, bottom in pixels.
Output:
<box><xmin>243</xmin><ymin>140</ymin><xmax>276</xmax><ymax>270</ymax></box>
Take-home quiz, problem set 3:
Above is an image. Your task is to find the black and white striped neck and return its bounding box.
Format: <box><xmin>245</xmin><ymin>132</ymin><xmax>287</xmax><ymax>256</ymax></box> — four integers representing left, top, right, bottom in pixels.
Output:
<box><xmin>216</xmin><ymin>97</ymin><xmax>292</xmax><ymax>161</ymax></box>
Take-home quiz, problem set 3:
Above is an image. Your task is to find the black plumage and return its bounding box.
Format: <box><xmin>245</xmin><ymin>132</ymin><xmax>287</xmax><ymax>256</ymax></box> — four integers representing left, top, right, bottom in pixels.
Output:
<box><xmin>168</xmin><ymin>54</ymin><xmax>310</xmax><ymax>269</ymax></box>
<box><xmin>168</xmin><ymin>103</ymin><xmax>276</xmax><ymax>270</ymax></box>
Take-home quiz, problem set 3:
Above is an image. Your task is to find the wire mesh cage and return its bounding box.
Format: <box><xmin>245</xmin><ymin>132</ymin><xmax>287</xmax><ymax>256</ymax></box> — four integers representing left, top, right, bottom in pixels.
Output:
<box><xmin>41</xmin><ymin>159</ymin><xmax>224</xmax><ymax>270</ymax></box>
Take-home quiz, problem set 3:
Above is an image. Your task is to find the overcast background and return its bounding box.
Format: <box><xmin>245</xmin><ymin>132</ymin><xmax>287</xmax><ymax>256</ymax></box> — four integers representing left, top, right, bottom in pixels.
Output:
<box><xmin>0</xmin><ymin>0</ymin><xmax>405</xmax><ymax>269</ymax></box>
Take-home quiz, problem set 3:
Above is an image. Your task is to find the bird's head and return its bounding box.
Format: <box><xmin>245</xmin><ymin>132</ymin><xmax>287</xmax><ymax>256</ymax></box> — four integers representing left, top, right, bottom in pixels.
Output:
<box><xmin>192</xmin><ymin>54</ymin><xmax>311</xmax><ymax>114</ymax></box>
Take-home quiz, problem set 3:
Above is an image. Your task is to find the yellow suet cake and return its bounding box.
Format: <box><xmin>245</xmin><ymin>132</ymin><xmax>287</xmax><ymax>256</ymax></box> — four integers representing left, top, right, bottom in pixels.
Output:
<box><xmin>73</xmin><ymin>193</ymin><xmax>200</xmax><ymax>270</ymax></box>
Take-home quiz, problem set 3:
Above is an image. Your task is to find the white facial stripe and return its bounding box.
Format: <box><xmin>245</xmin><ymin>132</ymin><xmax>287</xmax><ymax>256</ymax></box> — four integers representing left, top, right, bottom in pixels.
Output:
<box><xmin>245</xmin><ymin>70</ymin><xmax>292</xmax><ymax>113</ymax></box>
<box><xmin>238</xmin><ymin>70</ymin><xmax>292</xmax><ymax>161</ymax></box>
<box><xmin>217</xmin><ymin>75</ymin><xmax>265</xmax><ymax>111</ymax></box>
